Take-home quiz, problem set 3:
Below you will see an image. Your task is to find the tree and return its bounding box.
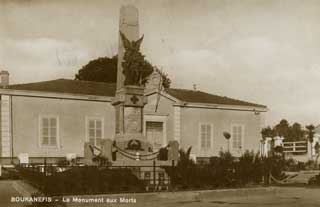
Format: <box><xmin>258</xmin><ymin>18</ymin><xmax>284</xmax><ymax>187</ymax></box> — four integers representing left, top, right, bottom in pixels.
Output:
<box><xmin>268</xmin><ymin>119</ymin><xmax>305</xmax><ymax>141</ymax></box>
<box><xmin>274</xmin><ymin>119</ymin><xmax>290</xmax><ymax>139</ymax></box>
<box><xmin>306</xmin><ymin>124</ymin><xmax>315</xmax><ymax>159</ymax></box>
<box><xmin>154</xmin><ymin>66</ymin><xmax>171</xmax><ymax>89</ymax></box>
<box><xmin>274</xmin><ymin>145</ymin><xmax>284</xmax><ymax>156</ymax></box>
<box><xmin>75</xmin><ymin>55</ymin><xmax>171</xmax><ymax>88</ymax></box>
<box><xmin>290</xmin><ymin>122</ymin><xmax>305</xmax><ymax>141</ymax></box>
<box><xmin>75</xmin><ymin>56</ymin><xmax>118</xmax><ymax>83</ymax></box>
<box><xmin>261</xmin><ymin>126</ymin><xmax>275</xmax><ymax>140</ymax></box>
<box><xmin>315</xmin><ymin>142</ymin><xmax>320</xmax><ymax>168</ymax></box>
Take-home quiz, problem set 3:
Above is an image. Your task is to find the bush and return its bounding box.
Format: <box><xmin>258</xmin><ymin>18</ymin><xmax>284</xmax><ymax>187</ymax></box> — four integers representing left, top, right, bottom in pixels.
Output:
<box><xmin>165</xmin><ymin>147</ymin><xmax>291</xmax><ymax>190</ymax></box>
<box><xmin>256</xmin><ymin>153</ymin><xmax>286</xmax><ymax>184</ymax></box>
<box><xmin>308</xmin><ymin>173</ymin><xmax>320</xmax><ymax>185</ymax></box>
<box><xmin>305</xmin><ymin>160</ymin><xmax>317</xmax><ymax>170</ymax></box>
<box><xmin>18</xmin><ymin>166</ymin><xmax>145</xmax><ymax>195</ymax></box>
<box><xmin>208</xmin><ymin>151</ymin><xmax>237</xmax><ymax>187</ymax></box>
<box><xmin>92</xmin><ymin>156</ymin><xmax>111</xmax><ymax>166</ymax></box>
<box><xmin>0</xmin><ymin>167</ymin><xmax>20</xmax><ymax>180</ymax></box>
<box><xmin>171</xmin><ymin>147</ymin><xmax>197</xmax><ymax>189</ymax></box>
<box><xmin>236</xmin><ymin>151</ymin><xmax>263</xmax><ymax>185</ymax></box>
<box><xmin>282</xmin><ymin>158</ymin><xmax>306</xmax><ymax>171</ymax></box>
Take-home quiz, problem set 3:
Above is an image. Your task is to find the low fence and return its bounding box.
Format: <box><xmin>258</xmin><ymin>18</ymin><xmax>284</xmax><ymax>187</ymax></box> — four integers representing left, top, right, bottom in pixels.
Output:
<box><xmin>16</xmin><ymin>161</ymin><xmax>175</xmax><ymax>196</ymax></box>
<box><xmin>282</xmin><ymin>141</ymin><xmax>308</xmax><ymax>154</ymax></box>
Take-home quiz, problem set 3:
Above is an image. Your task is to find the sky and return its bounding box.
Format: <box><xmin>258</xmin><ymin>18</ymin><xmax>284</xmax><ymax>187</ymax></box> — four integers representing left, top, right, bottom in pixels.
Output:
<box><xmin>1</xmin><ymin>0</ymin><xmax>320</xmax><ymax>127</ymax></box>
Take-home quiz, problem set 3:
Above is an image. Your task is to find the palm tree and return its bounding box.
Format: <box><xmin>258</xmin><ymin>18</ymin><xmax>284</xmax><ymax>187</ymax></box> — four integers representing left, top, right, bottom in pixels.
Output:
<box><xmin>178</xmin><ymin>147</ymin><xmax>192</xmax><ymax>164</ymax></box>
<box><xmin>177</xmin><ymin>147</ymin><xmax>194</xmax><ymax>188</ymax></box>
<box><xmin>306</xmin><ymin>124</ymin><xmax>315</xmax><ymax>160</ymax></box>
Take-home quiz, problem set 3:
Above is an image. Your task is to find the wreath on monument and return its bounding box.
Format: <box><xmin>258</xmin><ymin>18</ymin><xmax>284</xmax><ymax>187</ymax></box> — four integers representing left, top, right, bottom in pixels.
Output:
<box><xmin>120</xmin><ymin>32</ymin><xmax>153</xmax><ymax>86</ymax></box>
<box><xmin>126</xmin><ymin>139</ymin><xmax>142</xmax><ymax>151</ymax></box>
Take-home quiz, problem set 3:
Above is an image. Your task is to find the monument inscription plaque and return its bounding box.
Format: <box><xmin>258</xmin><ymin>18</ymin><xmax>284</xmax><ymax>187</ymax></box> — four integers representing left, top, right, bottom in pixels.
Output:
<box><xmin>124</xmin><ymin>107</ymin><xmax>142</xmax><ymax>133</ymax></box>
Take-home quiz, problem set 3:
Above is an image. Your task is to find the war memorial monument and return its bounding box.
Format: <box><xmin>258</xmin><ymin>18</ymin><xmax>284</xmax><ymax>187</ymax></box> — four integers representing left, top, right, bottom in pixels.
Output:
<box><xmin>83</xmin><ymin>5</ymin><xmax>179</xmax><ymax>170</ymax></box>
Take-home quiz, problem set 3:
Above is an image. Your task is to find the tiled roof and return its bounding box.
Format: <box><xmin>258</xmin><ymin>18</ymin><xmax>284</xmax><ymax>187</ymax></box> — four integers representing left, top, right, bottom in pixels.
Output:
<box><xmin>165</xmin><ymin>88</ymin><xmax>266</xmax><ymax>108</ymax></box>
<box><xmin>9</xmin><ymin>79</ymin><xmax>116</xmax><ymax>97</ymax></box>
<box><xmin>8</xmin><ymin>79</ymin><xmax>266</xmax><ymax>108</ymax></box>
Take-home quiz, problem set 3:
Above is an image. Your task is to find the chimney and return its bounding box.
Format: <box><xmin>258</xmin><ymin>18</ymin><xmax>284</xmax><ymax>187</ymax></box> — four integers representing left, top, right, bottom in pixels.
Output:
<box><xmin>0</xmin><ymin>70</ymin><xmax>9</xmax><ymax>88</ymax></box>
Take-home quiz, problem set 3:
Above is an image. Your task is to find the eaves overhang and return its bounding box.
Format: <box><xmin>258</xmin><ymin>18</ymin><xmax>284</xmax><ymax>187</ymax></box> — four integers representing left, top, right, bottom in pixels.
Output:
<box><xmin>173</xmin><ymin>101</ymin><xmax>268</xmax><ymax>112</ymax></box>
<box><xmin>0</xmin><ymin>89</ymin><xmax>113</xmax><ymax>102</ymax></box>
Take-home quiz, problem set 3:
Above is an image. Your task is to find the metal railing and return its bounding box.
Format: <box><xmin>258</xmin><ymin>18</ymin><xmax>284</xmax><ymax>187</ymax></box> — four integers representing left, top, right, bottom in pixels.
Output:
<box><xmin>16</xmin><ymin>160</ymin><xmax>175</xmax><ymax>195</ymax></box>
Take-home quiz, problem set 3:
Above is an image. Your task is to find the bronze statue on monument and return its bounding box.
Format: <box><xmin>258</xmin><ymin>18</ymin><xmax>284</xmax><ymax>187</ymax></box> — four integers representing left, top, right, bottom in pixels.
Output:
<box><xmin>120</xmin><ymin>32</ymin><xmax>152</xmax><ymax>86</ymax></box>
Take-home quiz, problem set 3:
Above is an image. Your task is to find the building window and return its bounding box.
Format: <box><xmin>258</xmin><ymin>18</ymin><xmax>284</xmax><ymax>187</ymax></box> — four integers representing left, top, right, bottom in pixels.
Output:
<box><xmin>232</xmin><ymin>125</ymin><xmax>244</xmax><ymax>150</ymax></box>
<box><xmin>200</xmin><ymin>123</ymin><xmax>212</xmax><ymax>149</ymax></box>
<box><xmin>40</xmin><ymin>116</ymin><xmax>58</xmax><ymax>147</ymax></box>
<box><xmin>87</xmin><ymin>118</ymin><xmax>103</xmax><ymax>147</ymax></box>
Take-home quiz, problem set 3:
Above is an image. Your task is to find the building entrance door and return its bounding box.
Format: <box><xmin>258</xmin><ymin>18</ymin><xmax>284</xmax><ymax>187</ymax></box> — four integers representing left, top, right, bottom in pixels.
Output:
<box><xmin>146</xmin><ymin>121</ymin><xmax>163</xmax><ymax>151</ymax></box>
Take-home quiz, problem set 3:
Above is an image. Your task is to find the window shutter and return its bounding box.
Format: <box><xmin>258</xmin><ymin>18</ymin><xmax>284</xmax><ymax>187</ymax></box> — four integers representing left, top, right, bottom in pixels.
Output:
<box><xmin>40</xmin><ymin>116</ymin><xmax>58</xmax><ymax>147</ymax></box>
<box><xmin>232</xmin><ymin>125</ymin><xmax>243</xmax><ymax>150</ymax></box>
<box><xmin>200</xmin><ymin>124</ymin><xmax>212</xmax><ymax>149</ymax></box>
<box><xmin>87</xmin><ymin>118</ymin><xmax>103</xmax><ymax>147</ymax></box>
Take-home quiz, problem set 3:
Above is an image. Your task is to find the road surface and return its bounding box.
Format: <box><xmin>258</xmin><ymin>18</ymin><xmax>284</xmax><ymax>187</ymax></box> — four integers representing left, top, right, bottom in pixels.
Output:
<box><xmin>2</xmin><ymin>181</ymin><xmax>320</xmax><ymax>207</ymax></box>
<box><xmin>0</xmin><ymin>180</ymin><xmax>25</xmax><ymax>207</ymax></box>
<box><xmin>154</xmin><ymin>187</ymin><xmax>320</xmax><ymax>207</ymax></box>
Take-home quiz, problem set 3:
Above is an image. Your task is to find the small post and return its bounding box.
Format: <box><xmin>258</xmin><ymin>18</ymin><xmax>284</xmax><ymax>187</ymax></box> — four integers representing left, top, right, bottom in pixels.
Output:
<box><xmin>153</xmin><ymin>160</ymin><xmax>156</xmax><ymax>191</ymax></box>
<box><xmin>44</xmin><ymin>157</ymin><xmax>47</xmax><ymax>196</ymax></box>
<box><xmin>171</xmin><ymin>160</ymin><xmax>175</xmax><ymax>190</ymax></box>
<box><xmin>139</xmin><ymin>166</ymin><xmax>141</xmax><ymax>179</ymax></box>
<box><xmin>44</xmin><ymin>157</ymin><xmax>47</xmax><ymax>175</ymax></box>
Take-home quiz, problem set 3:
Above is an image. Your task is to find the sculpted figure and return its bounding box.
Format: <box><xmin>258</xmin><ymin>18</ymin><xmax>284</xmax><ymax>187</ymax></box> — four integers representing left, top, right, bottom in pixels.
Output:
<box><xmin>120</xmin><ymin>32</ymin><xmax>151</xmax><ymax>86</ymax></box>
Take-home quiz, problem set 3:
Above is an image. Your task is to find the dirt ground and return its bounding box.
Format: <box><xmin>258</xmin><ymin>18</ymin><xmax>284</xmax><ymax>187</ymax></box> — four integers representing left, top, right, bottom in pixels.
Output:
<box><xmin>158</xmin><ymin>194</ymin><xmax>318</xmax><ymax>207</ymax></box>
<box><xmin>0</xmin><ymin>180</ymin><xmax>27</xmax><ymax>207</ymax></box>
<box><xmin>156</xmin><ymin>187</ymin><xmax>320</xmax><ymax>207</ymax></box>
<box><xmin>2</xmin><ymin>181</ymin><xmax>320</xmax><ymax>207</ymax></box>
<box><xmin>61</xmin><ymin>187</ymin><xmax>320</xmax><ymax>207</ymax></box>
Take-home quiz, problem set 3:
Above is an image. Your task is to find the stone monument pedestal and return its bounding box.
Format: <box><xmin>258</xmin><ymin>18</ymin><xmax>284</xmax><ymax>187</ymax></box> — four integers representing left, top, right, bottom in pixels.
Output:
<box><xmin>112</xmin><ymin>86</ymin><xmax>146</xmax><ymax>137</ymax></box>
<box><xmin>112</xmin><ymin>85</ymin><xmax>152</xmax><ymax>164</ymax></box>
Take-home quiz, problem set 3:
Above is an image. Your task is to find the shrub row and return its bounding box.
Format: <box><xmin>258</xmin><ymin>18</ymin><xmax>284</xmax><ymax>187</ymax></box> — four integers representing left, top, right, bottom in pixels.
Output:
<box><xmin>17</xmin><ymin>166</ymin><xmax>145</xmax><ymax>195</ymax></box>
<box><xmin>165</xmin><ymin>150</ymin><xmax>287</xmax><ymax>189</ymax></box>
